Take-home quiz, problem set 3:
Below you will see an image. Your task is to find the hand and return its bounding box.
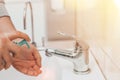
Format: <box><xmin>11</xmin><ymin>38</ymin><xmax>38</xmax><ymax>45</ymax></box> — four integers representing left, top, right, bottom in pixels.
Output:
<box><xmin>0</xmin><ymin>31</ymin><xmax>30</xmax><ymax>71</ymax></box>
<box><xmin>11</xmin><ymin>42</ymin><xmax>42</xmax><ymax>76</ymax></box>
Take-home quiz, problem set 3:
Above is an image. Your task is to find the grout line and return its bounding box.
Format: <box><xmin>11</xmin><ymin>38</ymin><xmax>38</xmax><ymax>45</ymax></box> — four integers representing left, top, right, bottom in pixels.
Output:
<box><xmin>94</xmin><ymin>40</ymin><xmax>120</xmax><ymax>71</ymax></box>
<box><xmin>99</xmin><ymin>47</ymin><xmax>120</xmax><ymax>71</ymax></box>
<box><xmin>90</xmin><ymin>49</ymin><xmax>107</xmax><ymax>80</ymax></box>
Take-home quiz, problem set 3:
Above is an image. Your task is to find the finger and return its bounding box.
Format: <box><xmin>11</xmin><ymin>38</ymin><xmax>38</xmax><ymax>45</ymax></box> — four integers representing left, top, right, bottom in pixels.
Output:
<box><xmin>14</xmin><ymin>65</ymin><xmax>35</xmax><ymax>76</ymax></box>
<box><xmin>13</xmin><ymin>66</ymin><xmax>27</xmax><ymax>75</ymax></box>
<box><xmin>13</xmin><ymin>64</ymin><xmax>41</xmax><ymax>76</ymax></box>
<box><xmin>13</xmin><ymin>61</ymin><xmax>36</xmax><ymax>68</ymax></box>
<box><xmin>12</xmin><ymin>58</ymin><xmax>36</xmax><ymax>68</ymax></box>
<box><xmin>2</xmin><ymin>51</ymin><xmax>12</xmax><ymax>69</ymax></box>
<box><xmin>28</xmin><ymin>67</ymin><xmax>41</xmax><ymax>76</ymax></box>
<box><xmin>0</xmin><ymin>57</ymin><xmax>4</xmax><ymax>71</ymax></box>
<box><xmin>27</xmin><ymin>69</ymin><xmax>34</xmax><ymax>76</ymax></box>
<box><xmin>33</xmin><ymin>48</ymin><xmax>41</xmax><ymax>67</ymax></box>
<box><xmin>0</xmin><ymin>64</ymin><xmax>4</xmax><ymax>71</ymax></box>
<box><xmin>20</xmin><ymin>68</ymin><xmax>27</xmax><ymax>74</ymax></box>
<box><xmin>8</xmin><ymin>31</ymin><xmax>30</xmax><ymax>41</ymax></box>
<box><xmin>33</xmin><ymin>65</ymin><xmax>40</xmax><ymax>70</ymax></box>
<box><xmin>33</xmin><ymin>65</ymin><xmax>42</xmax><ymax>75</ymax></box>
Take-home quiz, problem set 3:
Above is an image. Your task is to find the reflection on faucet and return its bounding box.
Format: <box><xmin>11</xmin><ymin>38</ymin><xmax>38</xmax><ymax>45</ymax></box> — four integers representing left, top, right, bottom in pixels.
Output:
<box><xmin>45</xmin><ymin>39</ymin><xmax>90</xmax><ymax>74</ymax></box>
<box><xmin>23</xmin><ymin>1</ymin><xmax>36</xmax><ymax>46</ymax></box>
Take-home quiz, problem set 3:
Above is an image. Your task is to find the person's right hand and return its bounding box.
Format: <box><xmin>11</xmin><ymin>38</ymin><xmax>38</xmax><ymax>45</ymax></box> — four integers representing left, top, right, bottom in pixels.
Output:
<box><xmin>0</xmin><ymin>31</ymin><xmax>30</xmax><ymax>71</ymax></box>
<box><xmin>11</xmin><ymin>43</ymin><xmax>42</xmax><ymax>76</ymax></box>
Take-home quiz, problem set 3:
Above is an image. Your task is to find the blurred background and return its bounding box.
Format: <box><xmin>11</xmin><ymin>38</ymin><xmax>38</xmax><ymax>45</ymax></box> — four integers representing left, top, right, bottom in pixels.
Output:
<box><xmin>4</xmin><ymin>0</ymin><xmax>120</xmax><ymax>80</ymax></box>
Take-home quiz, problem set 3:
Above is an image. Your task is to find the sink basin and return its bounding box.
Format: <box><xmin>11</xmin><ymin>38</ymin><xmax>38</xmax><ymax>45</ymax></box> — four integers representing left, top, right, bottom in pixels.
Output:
<box><xmin>0</xmin><ymin>50</ymin><xmax>105</xmax><ymax>80</ymax></box>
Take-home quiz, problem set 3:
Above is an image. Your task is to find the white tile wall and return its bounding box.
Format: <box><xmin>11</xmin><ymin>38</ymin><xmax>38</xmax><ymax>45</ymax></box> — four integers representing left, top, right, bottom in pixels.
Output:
<box><xmin>89</xmin><ymin>40</ymin><xmax>120</xmax><ymax>80</ymax></box>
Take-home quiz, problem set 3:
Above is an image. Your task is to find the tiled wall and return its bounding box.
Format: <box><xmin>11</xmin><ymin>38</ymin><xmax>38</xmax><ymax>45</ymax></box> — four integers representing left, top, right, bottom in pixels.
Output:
<box><xmin>89</xmin><ymin>40</ymin><xmax>120</xmax><ymax>80</ymax></box>
<box><xmin>76</xmin><ymin>0</ymin><xmax>120</xmax><ymax>80</ymax></box>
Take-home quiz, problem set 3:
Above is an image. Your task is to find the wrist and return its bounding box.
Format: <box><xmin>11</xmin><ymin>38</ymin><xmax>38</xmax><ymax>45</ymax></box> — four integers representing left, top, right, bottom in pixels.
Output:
<box><xmin>0</xmin><ymin>16</ymin><xmax>16</xmax><ymax>33</ymax></box>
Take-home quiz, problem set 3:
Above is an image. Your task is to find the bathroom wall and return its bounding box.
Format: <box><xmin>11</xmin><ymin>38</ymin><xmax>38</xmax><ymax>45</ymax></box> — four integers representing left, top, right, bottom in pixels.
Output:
<box><xmin>76</xmin><ymin>0</ymin><xmax>105</xmax><ymax>40</ymax></box>
<box><xmin>45</xmin><ymin>0</ymin><xmax>76</xmax><ymax>40</ymax></box>
<box><xmin>76</xmin><ymin>0</ymin><xmax>120</xmax><ymax>80</ymax></box>
<box><xmin>5</xmin><ymin>0</ymin><xmax>46</xmax><ymax>47</ymax></box>
<box><xmin>104</xmin><ymin>0</ymin><xmax>120</xmax><ymax>79</ymax></box>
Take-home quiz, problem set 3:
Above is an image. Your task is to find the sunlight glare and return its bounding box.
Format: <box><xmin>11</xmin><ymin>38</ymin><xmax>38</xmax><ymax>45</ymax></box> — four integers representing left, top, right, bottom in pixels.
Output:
<box><xmin>114</xmin><ymin>0</ymin><xmax>120</xmax><ymax>8</ymax></box>
<box><xmin>84</xmin><ymin>0</ymin><xmax>96</xmax><ymax>8</ymax></box>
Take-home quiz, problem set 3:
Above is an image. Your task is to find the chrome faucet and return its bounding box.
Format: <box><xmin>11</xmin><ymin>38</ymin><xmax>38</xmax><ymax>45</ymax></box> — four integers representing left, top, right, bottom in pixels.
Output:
<box><xmin>45</xmin><ymin>32</ymin><xmax>90</xmax><ymax>74</ymax></box>
<box><xmin>23</xmin><ymin>1</ymin><xmax>36</xmax><ymax>46</ymax></box>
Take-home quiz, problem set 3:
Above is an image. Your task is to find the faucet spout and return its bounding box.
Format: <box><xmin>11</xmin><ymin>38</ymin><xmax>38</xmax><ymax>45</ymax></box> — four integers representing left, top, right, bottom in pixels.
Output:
<box><xmin>45</xmin><ymin>40</ymin><xmax>90</xmax><ymax>74</ymax></box>
<box><xmin>23</xmin><ymin>1</ymin><xmax>36</xmax><ymax>46</ymax></box>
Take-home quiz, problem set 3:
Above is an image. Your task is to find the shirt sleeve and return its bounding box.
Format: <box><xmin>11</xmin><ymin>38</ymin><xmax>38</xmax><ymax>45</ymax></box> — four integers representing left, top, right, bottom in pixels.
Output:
<box><xmin>0</xmin><ymin>0</ymin><xmax>9</xmax><ymax>17</ymax></box>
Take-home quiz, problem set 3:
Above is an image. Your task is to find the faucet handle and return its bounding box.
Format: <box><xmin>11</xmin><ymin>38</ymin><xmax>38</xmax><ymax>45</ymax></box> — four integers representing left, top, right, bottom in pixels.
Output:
<box><xmin>45</xmin><ymin>49</ymin><xmax>53</xmax><ymax>57</ymax></box>
<box><xmin>57</xmin><ymin>31</ymin><xmax>89</xmax><ymax>51</ymax></box>
<box><xmin>57</xmin><ymin>31</ymin><xmax>76</xmax><ymax>39</ymax></box>
<box><xmin>45</xmin><ymin>48</ymin><xmax>73</xmax><ymax>57</ymax></box>
<box><xmin>75</xmin><ymin>40</ymin><xmax>89</xmax><ymax>51</ymax></box>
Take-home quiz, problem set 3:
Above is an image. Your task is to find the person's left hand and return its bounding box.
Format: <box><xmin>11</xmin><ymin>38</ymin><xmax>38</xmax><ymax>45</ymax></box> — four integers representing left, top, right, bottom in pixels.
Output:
<box><xmin>11</xmin><ymin>42</ymin><xmax>42</xmax><ymax>76</ymax></box>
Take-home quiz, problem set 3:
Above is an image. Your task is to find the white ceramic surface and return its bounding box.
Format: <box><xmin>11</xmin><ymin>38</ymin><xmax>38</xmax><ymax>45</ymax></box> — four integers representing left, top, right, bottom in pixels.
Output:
<box><xmin>0</xmin><ymin>51</ymin><xmax>105</xmax><ymax>80</ymax></box>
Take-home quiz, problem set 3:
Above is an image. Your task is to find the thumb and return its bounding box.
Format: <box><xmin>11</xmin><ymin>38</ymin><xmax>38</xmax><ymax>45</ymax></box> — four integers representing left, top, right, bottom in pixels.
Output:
<box><xmin>8</xmin><ymin>31</ymin><xmax>30</xmax><ymax>41</ymax></box>
<box><xmin>32</xmin><ymin>48</ymin><xmax>41</xmax><ymax>67</ymax></box>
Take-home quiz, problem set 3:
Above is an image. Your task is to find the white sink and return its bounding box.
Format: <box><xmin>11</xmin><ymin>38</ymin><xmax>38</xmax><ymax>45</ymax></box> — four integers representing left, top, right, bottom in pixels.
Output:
<box><xmin>0</xmin><ymin>51</ymin><xmax>105</xmax><ymax>80</ymax></box>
